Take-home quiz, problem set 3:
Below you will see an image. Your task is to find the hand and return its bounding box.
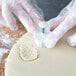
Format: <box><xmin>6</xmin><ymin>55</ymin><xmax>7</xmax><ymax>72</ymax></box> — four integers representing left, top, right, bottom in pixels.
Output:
<box><xmin>45</xmin><ymin>0</ymin><xmax>76</xmax><ymax>48</ymax></box>
<box><xmin>2</xmin><ymin>0</ymin><xmax>44</xmax><ymax>33</ymax></box>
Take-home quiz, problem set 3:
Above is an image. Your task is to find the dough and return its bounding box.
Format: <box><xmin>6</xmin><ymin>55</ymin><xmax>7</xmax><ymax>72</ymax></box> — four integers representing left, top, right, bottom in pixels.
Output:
<box><xmin>19</xmin><ymin>42</ymin><xmax>38</xmax><ymax>61</ymax></box>
<box><xmin>5</xmin><ymin>28</ymin><xmax>76</xmax><ymax>76</ymax></box>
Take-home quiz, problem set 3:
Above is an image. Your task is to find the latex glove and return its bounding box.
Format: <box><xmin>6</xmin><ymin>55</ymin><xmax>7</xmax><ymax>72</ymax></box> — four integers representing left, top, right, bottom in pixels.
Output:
<box><xmin>45</xmin><ymin>0</ymin><xmax>76</xmax><ymax>48</ymax></box>
<box><xmin>2</xmin><ymin>0</ymin><xmax>56</xmax><ymax>48</ymax></box>
<box><xmin>1</xmin><ymin>0</ymin><xmax>44</xmax><ymax>33</ymax></box>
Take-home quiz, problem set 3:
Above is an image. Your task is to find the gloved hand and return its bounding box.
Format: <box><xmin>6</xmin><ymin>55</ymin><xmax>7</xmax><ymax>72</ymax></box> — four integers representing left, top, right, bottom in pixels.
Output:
<box><xmin>1</xmin><ymin>0</ymin><xmax>44</xmax><ymax>33</ymax></box>
<box><xmin>1</xmin><ymin>0</ymin><xmax>48</xmax><ymax>48</ymax></box>
<box><xmin>45</xmin><ymin>0</ymin><xmax>76</xmax><ymax>48</ymax></box>
<box><xmin>33</xmin><ymin>21</ymin><xmax>50</xmax><ymax>47</ymax></box>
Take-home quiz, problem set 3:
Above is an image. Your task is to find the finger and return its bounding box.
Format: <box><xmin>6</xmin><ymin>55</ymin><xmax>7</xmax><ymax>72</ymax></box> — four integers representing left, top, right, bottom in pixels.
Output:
<box><xmin>2</xmin><ymin>1</ymin><xmax>18</xmax><ymax>30</ymax></box>
<box><xmin>21</xmin><ymin>1</ymin><xmax>44</xmax><ymax>25</ymax></box>
<box><xmin>52</xmin><ymin>14</ymin><xmax>75</xmax><ymax>41</ymax></box>
<box><xmin>45</xmin><ymin>12</ymin><xmax>67</xmax><ymax>34</ymax></box>
<box><xmin>47</xmin><ymin>6</ymin><xmax>69</xmax><ymax>31</ymax></box>
<box><xmin>48</xmin><ymin>14</ymin><xmax>67</xmax><ymax>31</ymax></box>
<box><xmin>67</xmin><ymin>33</ymin><xmax>76</xmax><ymax>46</ymax></box>
<box><xmin>0</xmin><ymin>7</ymin><xmax>6</xmax><ymax>26</ymax></box>
<box><xmin>34</xmin><ymin>32</ymin><xmax>44</xmax><ymax>48</ymax></box>
<box><xmin>13</xmin><ymin>5</ymin><xmax>37</xmax><ymax>33</ymax></box>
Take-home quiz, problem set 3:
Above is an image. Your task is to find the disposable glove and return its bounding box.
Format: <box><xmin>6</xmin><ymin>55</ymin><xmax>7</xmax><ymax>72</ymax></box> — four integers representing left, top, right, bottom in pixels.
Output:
<box><xmin>1</xmin><ymin>0</ymin><xmax>44</xmax><ymax>33</ymax></box>
<box><xmin>45</xmin><ymin>0</ymin><xmax>76</xmax><ymax>48</ymax></box>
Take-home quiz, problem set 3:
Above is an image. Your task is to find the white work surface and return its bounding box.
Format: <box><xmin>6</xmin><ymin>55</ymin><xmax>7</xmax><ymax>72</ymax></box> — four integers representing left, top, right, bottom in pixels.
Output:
<box><xmin>5</xmin><ymin>28</ymin><xmax>76</xmax><ymax>76</ymax></box>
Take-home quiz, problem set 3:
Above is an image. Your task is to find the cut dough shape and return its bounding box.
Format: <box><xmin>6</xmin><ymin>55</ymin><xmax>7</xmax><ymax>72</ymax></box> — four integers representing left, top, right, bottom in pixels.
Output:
<box><xmin>5</xmin><ymin>28</ymin><xmax>76</xmax><ymax>76</ymax></box>
<box><xmin>19</xmin><ymin>44</ymin><xmax>38</xmax><ymax>61</ymax></box>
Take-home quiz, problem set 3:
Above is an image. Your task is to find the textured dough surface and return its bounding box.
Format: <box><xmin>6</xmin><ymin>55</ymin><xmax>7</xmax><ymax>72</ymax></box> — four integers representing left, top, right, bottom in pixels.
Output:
<box><xmin>19</xmin><ymin>43</ymin><xmax>38</xmax><ymax>61</ymax></box>
<box><xmin>5</xmin><ymin>28</ymin><xmax>76</xmax><ymax>76</ymax></box>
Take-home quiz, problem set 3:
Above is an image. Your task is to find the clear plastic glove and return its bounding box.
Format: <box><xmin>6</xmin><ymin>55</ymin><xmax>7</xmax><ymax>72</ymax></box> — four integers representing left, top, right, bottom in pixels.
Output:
<box><xmin>45</xmin><ymin>0</ymin><xmax>76</xmax><ymax>48</ymax></box>
<box><xmin>0</xmin><ymin>0</ymin><xmax>48</xmax><ymax>47</ymax></box>
<box><xmin>1</xmin><ymin>0</ymin><xmax>44</xmax><ymax>33</ymax></box>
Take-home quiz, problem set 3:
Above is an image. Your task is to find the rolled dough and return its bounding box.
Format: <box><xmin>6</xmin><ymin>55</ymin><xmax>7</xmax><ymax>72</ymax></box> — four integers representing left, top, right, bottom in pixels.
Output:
<box><xmin>5</xmin><ymin>28</ymin><xmax>76</xmax><ymax>76</ymax></box>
